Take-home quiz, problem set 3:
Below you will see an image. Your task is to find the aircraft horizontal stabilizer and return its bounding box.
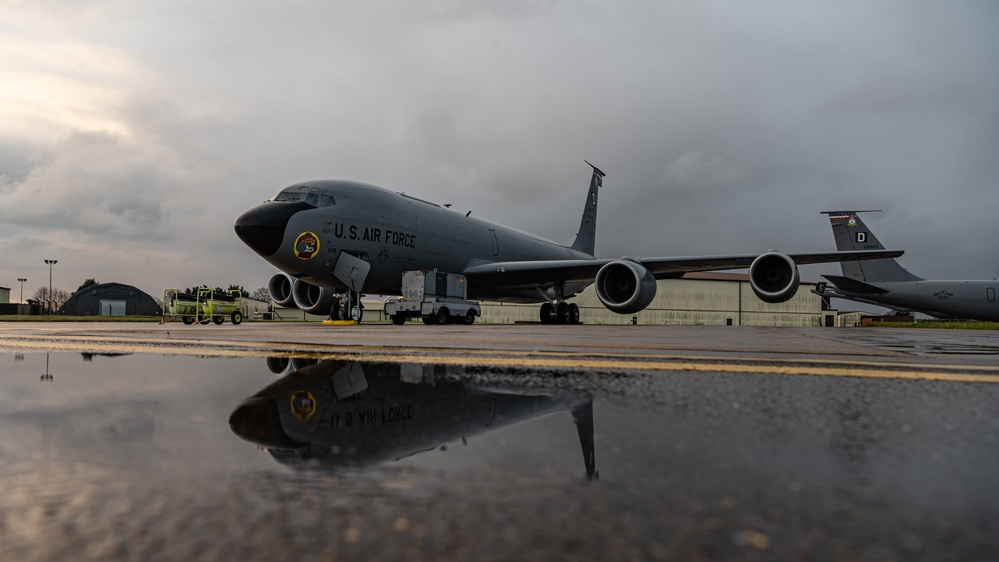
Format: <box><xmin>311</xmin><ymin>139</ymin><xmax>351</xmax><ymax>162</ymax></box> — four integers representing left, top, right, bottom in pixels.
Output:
<box><xmin>821</xmin><ymin>275</ymin><xmax>889</xmax><ymax>295</ymax></box>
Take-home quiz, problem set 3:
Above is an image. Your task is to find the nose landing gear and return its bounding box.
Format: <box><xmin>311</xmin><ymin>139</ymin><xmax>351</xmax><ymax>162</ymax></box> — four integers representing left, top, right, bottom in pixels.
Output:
<box><xmin>328</xmin><ymin>290</ymin><xmax>363</xmax><ymax>323</ymax></box>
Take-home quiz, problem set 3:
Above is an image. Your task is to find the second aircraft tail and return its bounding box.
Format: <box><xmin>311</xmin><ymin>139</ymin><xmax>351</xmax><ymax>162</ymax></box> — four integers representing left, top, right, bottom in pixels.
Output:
<box><xmin>821</xmin><ymin>211</ymin><xmax>922</xmax><ymax>283</ymax></box>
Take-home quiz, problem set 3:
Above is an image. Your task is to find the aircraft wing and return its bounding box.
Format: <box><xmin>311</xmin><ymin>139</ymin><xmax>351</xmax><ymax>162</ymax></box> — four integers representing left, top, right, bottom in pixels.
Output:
<box><xmin>463</xmin><ymin>249</ymin><xmax>903</xmax><ymax>290</ymax></box>
<box><xmin>639</xmin><ymin>249</ymin><xmax>904</xmax><ymax>277</ymax></box>
<box><xmin>463</xmin><ymin>259</ymin><xmax>613</xmax><ymax>289</ymax></box>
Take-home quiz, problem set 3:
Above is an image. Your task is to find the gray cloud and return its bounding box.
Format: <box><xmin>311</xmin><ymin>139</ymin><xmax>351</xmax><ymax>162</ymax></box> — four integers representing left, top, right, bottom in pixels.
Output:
<box><xmin>2</xmin><ymin>0</ymin><xmax>998</xmax><ymax>300</ymax></box>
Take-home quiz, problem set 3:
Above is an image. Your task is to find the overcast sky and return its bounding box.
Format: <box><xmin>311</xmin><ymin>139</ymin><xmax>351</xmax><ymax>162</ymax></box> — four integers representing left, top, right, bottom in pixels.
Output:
<box><xmin>2</xmin><ymin>1</ymin><xmax>998</xmax><ymax>304</ymax></box>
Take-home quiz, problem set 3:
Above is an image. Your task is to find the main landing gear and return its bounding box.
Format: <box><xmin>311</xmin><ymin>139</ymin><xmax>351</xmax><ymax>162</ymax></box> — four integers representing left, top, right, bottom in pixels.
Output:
<box><xmin>540</xmin><ymin>301</ymin><xmax>581</xmax><ymax>324</ymax></box>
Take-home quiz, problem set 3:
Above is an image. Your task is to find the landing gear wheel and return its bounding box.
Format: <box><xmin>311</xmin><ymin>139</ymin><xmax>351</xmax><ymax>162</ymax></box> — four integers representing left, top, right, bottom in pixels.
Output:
<box><xmin>462</xmin><ymin>310</ymin><xmax>476</xmax><ymax>325</ymax></box>
<box><xmin>435</xmin><ymin>307</ymin><xmax>450</xmax><ymax>325</ymax></box>
<box><xmin>540</xmin><ymin>302</ymin><xmax>555</xmax><ymax>324</ymax></box>
<box><xmin>329</xmin><ymin>297</ymin><xmax>342</xmax><ymax>320</ymax></box>
<box><xmin>569</xmin><ymin>303</ymin><xmax>580</xmax><ymax>324</ymax></box>
<box><xmin>230</xmin><ymin>311</ymin><xmax>243</xmax><ymax>325</ymax></box>
<box><xmin>349</xmin><ymin>303</ymin><xmax>362</xmax><ymax>322</ymax></box>
<box><xmin>557</xmin><ymin>302</ymin><xmax>571</xmax><ymax>324</ymax></box>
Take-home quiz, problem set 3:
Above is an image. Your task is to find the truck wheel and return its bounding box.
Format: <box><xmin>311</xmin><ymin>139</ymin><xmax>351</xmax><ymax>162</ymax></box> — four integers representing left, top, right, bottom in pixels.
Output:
<box><xmin>182</xmin><ymin>317</ymin><xmax>194</xmax><ymax>325</ymax></box>
<box><xmin>391</xmin><ymin>315</ymin><xmax>407</xmax><ymax>325</ymax></box>
<box><xmin>422</xmin><ymin>317</ymin><xmax>435</xmax><ymax>325</ymax></box>
<box><xmin>213</xmin><ymin>316</ymin><xmax>224</xmax><ymax>325</ymax></box>
<box><xmin>231</xmin><ymin>311</ymin><xmax>243</xmax><ymax>325</ymax></box>
<box><xmin>462</xmin><ymin>310</ymin><xmax>476</xmax><ymax>325</ymax></box>
<box><xmin>434</xmin><ymin>307</ymin><xmax>450</xmax><ymax>325</ymax></box>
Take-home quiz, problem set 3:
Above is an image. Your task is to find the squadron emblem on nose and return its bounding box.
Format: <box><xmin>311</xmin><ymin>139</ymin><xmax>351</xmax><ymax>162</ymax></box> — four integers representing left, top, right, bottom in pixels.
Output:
<box><xmin>290</xmin><ymin>391</ymin><xmax>317</xmax><ymax>421</ymax></box>
<box><xmin>294</xmin><ymin>232</ymin><xmax>320</xmax><ymax>260</ymax></box>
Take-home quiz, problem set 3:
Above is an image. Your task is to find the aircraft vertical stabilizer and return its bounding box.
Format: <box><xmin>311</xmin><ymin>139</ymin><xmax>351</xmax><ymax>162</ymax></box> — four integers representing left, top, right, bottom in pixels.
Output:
<box><xmin>822</xmin><ymin>211</ymin><xmax>922</xmax><ymax>283</ymax></box>
<box><xmin>571</xmin><ymin>401</ymin><xmax>597</xmax><ymax>480</ymax></box>
<box><xmin>570</xmin><ymin>162</ymin><xmax>604</xmax><ymax>256</ymax></box>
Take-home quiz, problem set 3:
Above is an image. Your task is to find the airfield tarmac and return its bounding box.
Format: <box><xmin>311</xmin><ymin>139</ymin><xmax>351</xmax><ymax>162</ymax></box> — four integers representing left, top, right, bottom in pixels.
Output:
<box><xmin>0</xmin><ymin>322</ymin><xmax>997</xmax><ymax>561</ymax></box>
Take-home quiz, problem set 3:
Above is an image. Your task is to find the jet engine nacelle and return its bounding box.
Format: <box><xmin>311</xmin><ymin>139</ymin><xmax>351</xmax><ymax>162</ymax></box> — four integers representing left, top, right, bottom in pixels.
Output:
<box><xmin>749</xmin><ymin>252</ymin><xmax>800</xmax><ymax>304</ymax></box>
<box><xmin>594</xmin><ymin>259</ymin><xmax>657</xmax><ymax>314</ymax></box>
<box><xmin>268</xmin><ymin>273</ymin><xmax>295</xmax><ymax>307</ymax></box>
<box><xmin>292</xmin><ymin>279</ymin><xmax>339</xmax><ymax>315</ymax></box>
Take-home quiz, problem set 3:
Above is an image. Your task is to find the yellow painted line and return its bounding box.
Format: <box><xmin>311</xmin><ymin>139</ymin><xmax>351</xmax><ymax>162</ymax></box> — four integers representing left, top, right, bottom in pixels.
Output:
<box><xmin>1</xmin><ymin>337</ymin><xmax>997</xmax><ymax>383</ymax></box>
<box><xmin>296</xmin><ymin>353</ymin><xmax>999</xmax><ymax>384</ymax></box>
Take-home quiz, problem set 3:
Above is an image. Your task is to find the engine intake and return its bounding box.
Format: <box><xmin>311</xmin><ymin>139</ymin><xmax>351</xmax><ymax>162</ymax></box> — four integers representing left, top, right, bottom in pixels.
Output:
<box><xmin>749</xmin><ymin>252</ymin><xmax>800</xmax><ymax>304</ymax></box>
<box><xmin>594</xmin><ymin>260</ymin><xmax>657</xmax><ymax>314</ymax></box>
<box><xmin>267</xmin><ymin>273</ymin><xmax>295</xmax><ymax>307</ymax></box>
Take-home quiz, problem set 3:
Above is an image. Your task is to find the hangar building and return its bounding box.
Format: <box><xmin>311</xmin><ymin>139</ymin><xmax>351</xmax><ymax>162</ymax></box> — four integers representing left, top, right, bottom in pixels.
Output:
<box><xmin>273</xmin><ymin>273</ymin><xmax>834</xmax><ymax>326</ymax></box>
<box><xmin>59</xmin><ymin>282</ymin><xmax>161</xmax><ymax>317</ymax></box>
<box><xmin>479</xmin><ymin>273</ymin><xmax>834</xmax><ymax>327</ymax></box>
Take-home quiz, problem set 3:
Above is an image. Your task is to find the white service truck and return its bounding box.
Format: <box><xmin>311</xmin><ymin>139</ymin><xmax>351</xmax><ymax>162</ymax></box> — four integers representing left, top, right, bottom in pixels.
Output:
<box><xmin>384</xmin><ymin>270</ymin><xmax>481</xmax><ymax>325</ymax></box>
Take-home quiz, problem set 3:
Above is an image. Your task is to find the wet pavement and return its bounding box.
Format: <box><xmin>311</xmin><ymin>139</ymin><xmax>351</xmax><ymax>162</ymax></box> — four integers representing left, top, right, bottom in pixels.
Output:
<box><xmin>0</xmin><ymin>325</ymin><xmax>997</xmax><ymax>560</ymax></box>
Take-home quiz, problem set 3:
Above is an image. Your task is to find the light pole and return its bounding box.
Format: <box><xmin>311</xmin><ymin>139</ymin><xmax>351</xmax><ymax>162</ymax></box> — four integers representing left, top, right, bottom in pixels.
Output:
<box><xmin>44</xmin><ymin>260</ymin><xmax>57</xmax><ymax>315</ymax></box>
<box><xmin>17</xmin><ymin>278</ymin><xmax>26</xmax><ymax>304</ymax></box>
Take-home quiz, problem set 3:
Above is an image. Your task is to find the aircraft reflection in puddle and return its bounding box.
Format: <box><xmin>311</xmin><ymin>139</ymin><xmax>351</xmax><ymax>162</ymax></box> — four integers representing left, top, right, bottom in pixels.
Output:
<box><xmin>229</xmin><ymin>360</ymin><xmax>596</xmax><ymax>478</ymax></box>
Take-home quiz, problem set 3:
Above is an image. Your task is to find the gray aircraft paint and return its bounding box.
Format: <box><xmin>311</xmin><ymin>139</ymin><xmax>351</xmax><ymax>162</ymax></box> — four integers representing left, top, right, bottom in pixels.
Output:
<box><xmin>234</xmin><ymin>164</ymin><xmax>902</xmax><ymax>320</ymax></box>
<box><xmin>819</xmin><ymin>211</ymin><xmax>999</xmax><ymax>321</ymax></box>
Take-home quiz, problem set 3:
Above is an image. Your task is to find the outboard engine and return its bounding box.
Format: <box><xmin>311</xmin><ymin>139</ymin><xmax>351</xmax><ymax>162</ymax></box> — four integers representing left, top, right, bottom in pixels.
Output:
<box><xmin>749</xmin><ymin>252</ymin><xmax>800</xmax><ymax>303</ymax></box>
<box><xmin>268</xmin><ymin>273</ymin><xmax>295</xmax><ymax>307</ymax></box>
<box><xmin>291</xmin><ymin>279</ymin><xmax>339</xmax><ymax>315</ymax></box>
<box><xmin>594</xmin><ymin>260</ymin><xmax>657</xmax><ymax>314</ymax></box>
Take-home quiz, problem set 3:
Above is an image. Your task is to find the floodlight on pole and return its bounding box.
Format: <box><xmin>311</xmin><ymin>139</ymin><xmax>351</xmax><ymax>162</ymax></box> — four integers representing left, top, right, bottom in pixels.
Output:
<box><xmin>44</xmin><ymin>260</ymin><xmax>57</xmax><ymax>315</ymax></box>
<box><xmin>17</xmin><ymin>278</ymin><xmax>26</xmax><ymax>304</ymax></box>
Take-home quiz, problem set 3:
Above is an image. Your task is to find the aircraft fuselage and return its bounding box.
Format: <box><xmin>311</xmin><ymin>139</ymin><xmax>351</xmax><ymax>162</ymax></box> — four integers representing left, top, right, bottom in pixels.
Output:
<box><xmin>834</xmin><ymin>280</ymin><xmax>999</xmax><ymax>321</ymax></box>
<box><xmin>238</xmin><ymin>180</ymin><xmax>593</xmax><ymax>302</ymax></box>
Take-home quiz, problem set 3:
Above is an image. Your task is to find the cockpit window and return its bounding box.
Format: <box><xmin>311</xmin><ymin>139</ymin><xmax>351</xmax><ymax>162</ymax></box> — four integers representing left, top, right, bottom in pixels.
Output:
<box><xmin>272</xmin><ymin>187</ymin><xmax>335</xmax><ymax>207</ymax></box>
<box><xmin>272</xmin><ymin>191</ymin><xmax>304</xmax><ymax>202</ymax></box>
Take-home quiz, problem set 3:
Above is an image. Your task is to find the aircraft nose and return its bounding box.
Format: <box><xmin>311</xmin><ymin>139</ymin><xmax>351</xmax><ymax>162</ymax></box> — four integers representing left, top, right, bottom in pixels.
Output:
<box><xmin>234</xmin><ymin>202</ymin><xmax>312</xmax><ymax>257</ymax></box>
<box><xmin>228</xmin><ymin>396</ymin><xmax>303</xmax><ymax>449</ymax></box>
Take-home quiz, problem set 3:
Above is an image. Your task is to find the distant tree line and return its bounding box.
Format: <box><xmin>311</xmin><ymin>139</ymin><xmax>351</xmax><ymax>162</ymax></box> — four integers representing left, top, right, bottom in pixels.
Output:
<box><xmin>31</xmin><ymin>286</ymin><xmax>71</xmax><ymax>312</ymax></box>
<box><xmin>182</xmin><ymin>284</ymin><xmax>247</xmax><ymax>297</ymax></box>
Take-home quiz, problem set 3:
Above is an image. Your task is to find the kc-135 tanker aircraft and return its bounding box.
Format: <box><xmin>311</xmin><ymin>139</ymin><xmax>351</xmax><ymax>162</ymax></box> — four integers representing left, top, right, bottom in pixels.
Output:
<box><xmin>814</xmin><ymin>211</ymin><xmax>999</xmax><ymax>321</ymax></box>
<box><xmin>234</xmin><ymin>163</ymin><xmax>902</xmax><ymax>324</ymax></box>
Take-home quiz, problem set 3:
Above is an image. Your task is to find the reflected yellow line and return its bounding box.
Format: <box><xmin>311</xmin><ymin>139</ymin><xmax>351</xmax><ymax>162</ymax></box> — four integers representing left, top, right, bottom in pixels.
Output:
<box><xmin>2</xmin><ymin>337</ymin><xmax>997</xmax><ymax>384</ymax></box>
